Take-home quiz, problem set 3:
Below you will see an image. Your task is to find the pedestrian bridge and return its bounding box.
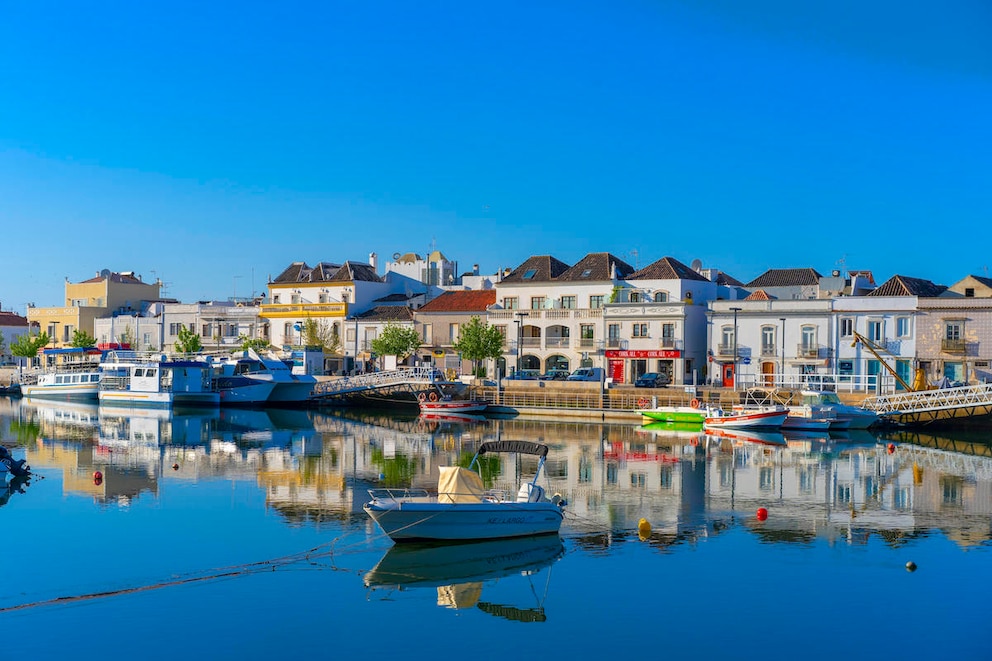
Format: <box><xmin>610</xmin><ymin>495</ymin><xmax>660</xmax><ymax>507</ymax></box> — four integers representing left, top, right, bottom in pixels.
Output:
<box><xmin>310</xmin><ymin>366</ymin><xmax>445</xmax><ymax>400</ymax></box>
<box><xmin>862</xmin><ymin>383</ymin><xmax>992</xmax><ymax>425</ymax></box>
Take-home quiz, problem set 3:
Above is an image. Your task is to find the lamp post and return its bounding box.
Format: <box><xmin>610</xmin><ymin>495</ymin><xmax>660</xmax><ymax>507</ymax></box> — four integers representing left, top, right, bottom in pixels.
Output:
<box><xmin>514</xmin><ymin>311</ymin><xmax>529</xmax><ymax>374</ymax></box>
<box><xmin>779</xmin><ymin>317</ymin><xmax>786</xmax><ymax>387</ymax></box>
<box><xmin>50</xmin><ymin>322</ymin><xmax>58</xmax><ymax>350</ymax></box>
<box><xmin>729</xmin><ymin>307</ymin><xmax>742</xmax><ymax>391</ymax></box>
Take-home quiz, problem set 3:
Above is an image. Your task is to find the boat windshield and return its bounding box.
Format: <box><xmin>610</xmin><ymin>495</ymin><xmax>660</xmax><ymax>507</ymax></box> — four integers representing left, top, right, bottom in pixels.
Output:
<box><xmin>804</xmin><ymin>391</ymin><xmax>841</xmax><ymax>405</ymax></box>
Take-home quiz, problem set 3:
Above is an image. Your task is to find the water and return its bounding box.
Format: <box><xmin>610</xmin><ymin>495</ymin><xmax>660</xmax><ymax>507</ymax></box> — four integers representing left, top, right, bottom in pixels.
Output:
<box><xmin>1</xmin><ymin>397</ymin><xmax>989</xmax><ymax>660</ymax></box>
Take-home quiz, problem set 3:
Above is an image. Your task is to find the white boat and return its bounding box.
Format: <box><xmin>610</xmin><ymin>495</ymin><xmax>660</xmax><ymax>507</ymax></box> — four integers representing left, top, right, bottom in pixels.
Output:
<box><xmin>20</xmin><ymin>347</ymin><xmax>103</xmax><ymax>401</ymax></box>
<box><xmin>704</xmin><ymin>405</ymin><xmax>789</xmax><ymax>430</ymax></box>
<box><xmin>98</xmin><ymin>351</ymin><xmax>220</xmax><ymax>408</ymax></box>
<box><xmin>212</xmin><ymin>360</ymin><xmax>277</xmax><ymax>406</ymax></box>
<box><xmin>364</xmin><ymin>440</ymin><xmax>565</xmax><ymax>542</ymax></box>
<box><xmin>801</xmin><ymin>390</ymin><xmax>878</xmax><ymax>429</ymax></box>
<box><xmin>781</xmin><ymin>405</ymin><xmax>834</xmax><ymax>431</ymax></box>
<box><xmin>216</xmin><ymin>350</ymin><xmax>316</xmax><ymax>404</ymax></box>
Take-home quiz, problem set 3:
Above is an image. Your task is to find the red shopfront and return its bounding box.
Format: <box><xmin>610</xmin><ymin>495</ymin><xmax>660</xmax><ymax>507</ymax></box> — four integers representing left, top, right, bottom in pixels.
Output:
<box><xmin>605</xmin><ymin>349</ymin><xmax>682</xmax><ymax>384</ymax></box>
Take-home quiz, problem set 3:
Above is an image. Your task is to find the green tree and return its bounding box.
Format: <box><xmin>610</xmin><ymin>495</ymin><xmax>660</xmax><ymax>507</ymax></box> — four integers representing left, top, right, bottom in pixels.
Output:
<box><xmin>301</xmin><ymin>317</ymin><xmax>341</xmax><ymax>353</ymax></box>
<box><xmin>118</xmin><ymin>325</ymin><xmax>135</xmax><ymax>349</ymax></box>
<box><xmin>238</xmin><ymin>335</ymin><xmax>270</xmax><ymax>352</ymax></box>
<box><xmin>71</xmin><ymin>329</ymin><xmax>97</xmax><ymax>348</ymax></box>
<box><xmin>174</xmin><ymin>325</ymin><xmax>202</xmax><ymax>354</ymax></box>
<box><xmin>11</xmin><ymin>333</ymin><xmax>49</xmax><ymax>364</ymax></box>
<box><xmin>453</xmin><ymin>316</ymin><xmax>504</xmax><ymax>377</ymax></box>
<box><xmin>370</xmin><ymin>323</ymin><xmax>421</xmax><ymax>361</ymax></box>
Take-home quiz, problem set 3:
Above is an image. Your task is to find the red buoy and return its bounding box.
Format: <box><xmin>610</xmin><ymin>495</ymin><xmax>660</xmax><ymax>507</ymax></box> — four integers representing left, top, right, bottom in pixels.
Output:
<box><xmin>93</xmin><ymin>471</ymin><xmax>103</xmax><ymax>480</ymax></box>
<box><xmin>756</xmin><ymin>507</ymin><xmax>768</xmax><ymax>521</ymax></box>
<box><xmin>172</xmin><ymin>463</ymin><xmax>179</xmax><ymax>471</ymax></box>
<box><xmin>887</xmin><ymin>443</ymin><xmax>896</xmax><ymax>454</ymax></box>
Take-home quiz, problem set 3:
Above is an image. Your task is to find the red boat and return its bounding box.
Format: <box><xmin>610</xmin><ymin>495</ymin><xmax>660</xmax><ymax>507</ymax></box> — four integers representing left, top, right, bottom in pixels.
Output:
<box><xmin>418</xmin><ymin>392</ymin><xmax>488</xmax><ymax>415</ymax></box>
<box><xmin>703</xmin><ymin>406</ymin><xmax>788</xmax><ymax>430</ymax></box>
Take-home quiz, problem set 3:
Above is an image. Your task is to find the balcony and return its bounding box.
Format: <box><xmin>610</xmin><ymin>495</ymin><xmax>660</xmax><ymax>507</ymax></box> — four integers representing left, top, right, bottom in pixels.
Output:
<box><xmin>260</xmin><ymin>302</ymin><xmax>347</xmax><ymax>318</ymax></box>
<box><xmin>546</xmin><ymin>337</ymin><xmax>571</xmax><ymax>349</ymax></box>
<box><xmin>797</xmin><ymin>344</ymin><xmax>820</xmax><ymax>359</ymax></box>
<box><xmin>606</xmin><ymin>338</ymin><xmax>627</xmax><ymax>350</ymax></box>
<box><xmin>760</xmin><ymin>344</ymin><xmax>777</xmax><ymax>357</ymax></box>
<box><xmin>659</xmin><ymin>337</ymin><xmax>681</xmax><ymax>350</ymax></box>
<box><xmin>942</xmin><ymin>339</ymin><xmax>967</xmax><ymax>353</ymax></box>
<box><xmin>578</xmin><ymin>338</ymin><xmax>596</xmax><ymax>348</ymax></box>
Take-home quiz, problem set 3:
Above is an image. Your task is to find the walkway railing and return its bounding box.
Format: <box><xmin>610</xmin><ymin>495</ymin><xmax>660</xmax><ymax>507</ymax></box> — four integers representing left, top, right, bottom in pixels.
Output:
<box><xmin>311</xmin><ymin>366</ymin><xmax>441</xmax><ymax>396</ymax></box>
<box><xmin>863</xmin><ymin>383</ymin><xmax>992</xmax><ymax>415</ymax></box>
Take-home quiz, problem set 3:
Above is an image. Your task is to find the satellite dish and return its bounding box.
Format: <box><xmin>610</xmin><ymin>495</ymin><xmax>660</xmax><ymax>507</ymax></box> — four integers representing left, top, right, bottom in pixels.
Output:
<box><xmin>100</xmin><ymin>268</ymin><xmax>112</xmax><ymax>278</ymax></box>
<box><xmin>392</xmin><ymin>252</ymin><xmax>401</xmax><ymax>260</ymax></box>
<box><xmin>690</xmin><ymin>259</ymin><xmax>702</xmax><ymax>272</ymax></box>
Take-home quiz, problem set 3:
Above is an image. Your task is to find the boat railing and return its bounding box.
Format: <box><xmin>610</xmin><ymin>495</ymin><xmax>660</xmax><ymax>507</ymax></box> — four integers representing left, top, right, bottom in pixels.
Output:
<box><xmin>367</xmin><ymin>487</ymin><xmax>431</xmax><ymax>502</ymax></box>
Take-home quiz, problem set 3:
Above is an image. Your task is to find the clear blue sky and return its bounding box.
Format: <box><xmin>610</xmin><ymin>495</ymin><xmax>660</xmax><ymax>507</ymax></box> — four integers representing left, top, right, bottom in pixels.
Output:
<box><xmin>2</xmin><ymin>1</ymin><xmax>990</xmax><ymax>311</ymax></box>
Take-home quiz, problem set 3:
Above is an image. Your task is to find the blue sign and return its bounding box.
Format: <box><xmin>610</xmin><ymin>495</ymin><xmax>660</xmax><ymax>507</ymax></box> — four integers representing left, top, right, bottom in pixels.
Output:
<box><xmin>742</xmin><ymin>357</ymin><xmax>751</xmax><ymax>365</ymax></box>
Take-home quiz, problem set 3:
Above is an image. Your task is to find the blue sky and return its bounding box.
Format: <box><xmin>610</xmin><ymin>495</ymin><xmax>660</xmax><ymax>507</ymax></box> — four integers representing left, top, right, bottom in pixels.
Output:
<box><xmin>2</xmin><ymin>0</ymin><xmax>990</xmax><ymax>311</ymax></box>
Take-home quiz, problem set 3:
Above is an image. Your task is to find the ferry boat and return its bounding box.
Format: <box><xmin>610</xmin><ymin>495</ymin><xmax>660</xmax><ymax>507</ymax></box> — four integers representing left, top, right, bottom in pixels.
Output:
<box><xmin>98</xmin><ymin>351</ymin><xmax>220</xmax><ymax>408</ymax></box>
<box><xmin>20</xmin><ymin>347</ymin><xmax>103</xmax><ymax>401</ymax></box>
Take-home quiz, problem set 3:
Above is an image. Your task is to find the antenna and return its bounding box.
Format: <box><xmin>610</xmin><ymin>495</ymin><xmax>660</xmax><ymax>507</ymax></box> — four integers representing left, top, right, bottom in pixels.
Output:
<box><xmin>628</xmin><ymin>249</ymin><xmax>639</xmax><ymax>269</ymax></box>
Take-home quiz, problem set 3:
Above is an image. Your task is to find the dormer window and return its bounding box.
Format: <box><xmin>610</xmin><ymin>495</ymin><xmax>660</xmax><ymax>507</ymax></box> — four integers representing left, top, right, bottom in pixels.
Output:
<box><xmin>523</xmin><ymin>269</ymin><xmax>537</xmax><ymax>280</ymax></box>
<box><xmin>580</xmin><ymin>269</ymin><xmax>592</xmax><ymax>278</ymax></box>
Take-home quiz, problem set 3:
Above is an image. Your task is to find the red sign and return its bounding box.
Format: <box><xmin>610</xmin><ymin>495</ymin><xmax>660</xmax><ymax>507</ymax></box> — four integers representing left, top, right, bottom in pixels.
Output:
<box><xmin>604</xmin><ymin>349</ymin><xmax>681</xmax><ymax>359</ymax></box>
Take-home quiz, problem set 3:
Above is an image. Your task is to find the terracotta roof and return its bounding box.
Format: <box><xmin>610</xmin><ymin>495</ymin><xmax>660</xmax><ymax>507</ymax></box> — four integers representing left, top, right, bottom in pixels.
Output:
<box><xmin>867</xmin><ymin>275</ymin><xmax>947</xmax><ymax>297</ymax></box>
<box><xmin>500</xmin><ymin>255</ymin><xmax>571</xmax><ymax>283</ymax></box>
<box><xmin>271</xmin><ymin>261</ymin><xmax>381</xmax><ymax>284</ymax></box>
<box><xmin>355</xmin><ymin>306</ymin><xmax>414</xmax><ymax>321</ymax></box>
<box><xmin>417</xmin><ymin>290</ymin><xmax>497</xmax><ymax>313</ymax></box>
<box><xmin>744</xmin><ymin>289</ymin><xmax>776</xmax><ymax>301</ymax></box>
<box><xmin>557</xmin><ymin>253</ymin><xmax>635</xmax><ymax>282</ymax></box>
<box><xmin>0</xmin><ymin>311</ymin><xmax>28</xmax><ymax>327</ymax></box>
<box><xmin>745</xmin><ymin>268</ymin><xmax>823</xmax><ymax>288</ymax></box>
<box><xmin>628</xmin><ymin>256</ymin><xmax>709</xmax><ymax>282</ymax></box>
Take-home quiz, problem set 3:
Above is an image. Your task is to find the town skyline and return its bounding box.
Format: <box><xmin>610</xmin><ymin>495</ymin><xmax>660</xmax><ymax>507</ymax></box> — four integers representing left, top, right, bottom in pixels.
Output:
<box><xmin>3</xmin><ymin>2</ymin><xmax>989</xmax><ymax>310</ymax></box>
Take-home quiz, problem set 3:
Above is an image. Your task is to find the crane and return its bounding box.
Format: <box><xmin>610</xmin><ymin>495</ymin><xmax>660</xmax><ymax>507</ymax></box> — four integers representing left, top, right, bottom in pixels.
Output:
<box><xmin>850</xmin><ymin>331</ymin><xmax>926</xmax><ymax>392</ymax></box>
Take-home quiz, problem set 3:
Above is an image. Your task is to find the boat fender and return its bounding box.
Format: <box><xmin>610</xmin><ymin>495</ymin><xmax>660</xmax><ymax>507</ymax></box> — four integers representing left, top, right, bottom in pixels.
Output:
<box><xmin>637</xmin><ymin>398</ymin><xmax>649</xmax><ymax>408</ymax></box>
<box><xmin>551</xmin><ymin>493</ymin><xmax>567</xmax><ymax>507</ymax></box>
<box><xmin>690</xmin><ymin>398</ymin><xmax>700</xmax><ymax>408</ymax></box>
<box><xmin>429</xmin><ymin>392</ymin><xmax>438</xmax><ymax>402</ymax></box>
<box><xmin>418</xmin><ymin>392</ymin><xmax>427</xmax><ymax>402</ymax></box>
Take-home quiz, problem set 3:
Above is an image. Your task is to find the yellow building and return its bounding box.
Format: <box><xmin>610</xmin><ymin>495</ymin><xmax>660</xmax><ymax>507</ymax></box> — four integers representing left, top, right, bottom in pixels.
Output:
<box><xmin>26</xmin><ymin>269</ymin><xmax>162</xmax><ymax>348</ymax></box>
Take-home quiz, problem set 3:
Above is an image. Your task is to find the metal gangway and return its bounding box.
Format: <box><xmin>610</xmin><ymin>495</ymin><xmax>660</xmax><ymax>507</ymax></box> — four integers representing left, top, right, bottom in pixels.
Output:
<box><xmin>310</xmin><ymin>366</ymin><xmax>444</xmax><ymax>399</ymax></box>
<box><xmin>863</xmin><ymin>383</ymin><xmax>992</xmax><ymax>425</ymax></box>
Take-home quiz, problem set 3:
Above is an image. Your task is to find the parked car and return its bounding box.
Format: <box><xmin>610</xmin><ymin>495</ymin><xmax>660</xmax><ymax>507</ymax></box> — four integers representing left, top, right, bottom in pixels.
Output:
<box><xmin>540</xmin><ymin>368</ymin><xmax>570</xmax><ymax>381</ymax></box>
<box><xmin>567</xmin><ymin>367</ymin><xmax>604</xmax><ymax>382</ymax></box>
<box><xmin>634</xmin><ymin>372</ymin><xmax>669</xmax><ymax>388</ymax></box>
<box><xmin>506</xmin><ymin>369</ymin><xmax>541</xmax><ymax>380</ymax></box>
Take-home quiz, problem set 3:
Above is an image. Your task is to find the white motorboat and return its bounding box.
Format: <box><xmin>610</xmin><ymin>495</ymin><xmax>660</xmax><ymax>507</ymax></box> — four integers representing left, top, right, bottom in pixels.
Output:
<box><xmin>781</xmin><ymin>405</ymin><xmax>834</xmax><ymax>431</ymax></box>
<box><xmin>801</xmin><ymin>390</ymin><xmax>879</xmax><ymax>429</ymax></box>
<box><xmin>217</xmin><ymin>349</ymin><xmax>316</xmax><ymax>404</ymax></box>
<box><xmin>704</xmin><ymin>405</ymin><xmax>789</xmax><ymax>430</ymax></box>
<box><xmin>364</xmin><ymin>440</ymin><xmax>565</xmax><ymax>542</ymax></box>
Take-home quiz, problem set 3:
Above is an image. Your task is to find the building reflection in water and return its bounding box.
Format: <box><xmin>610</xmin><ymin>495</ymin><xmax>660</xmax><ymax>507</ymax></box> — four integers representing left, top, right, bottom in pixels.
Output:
<box><xmin>8</xmin><ymin>398</ymin><xmax>992</xmax><ymax>549</ymax></box>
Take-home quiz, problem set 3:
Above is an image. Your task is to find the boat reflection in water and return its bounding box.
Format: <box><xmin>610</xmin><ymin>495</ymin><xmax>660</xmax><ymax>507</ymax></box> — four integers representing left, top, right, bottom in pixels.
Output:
<box><xmin>364</xmin><ymin>533</ymin><xmax>565</xmax><ymax>619</ymax></box>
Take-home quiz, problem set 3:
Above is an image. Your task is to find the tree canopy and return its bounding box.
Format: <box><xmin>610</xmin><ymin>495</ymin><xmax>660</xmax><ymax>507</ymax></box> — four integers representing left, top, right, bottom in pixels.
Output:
<box><xmin>370</xmin><ymin>323</ymin><xmax>421</xmax><ymax>359</ymax></box>
<box><xmin>302</xmin><ymin>317</ymin><xmax>341</xmax><ymax>354</ymax></box>
<box><xmin>10</xmin><ymin>333</ymin><xmax>49</xmax><ymax>359</ymax></box>
<box><xmin>71</xmin><ymin>329</ymin><xmax>97</xmax><ymax>348</ymax></box>
<box><xmin>453</xmin><ymin>316</ymin><xmax>504</xmax><ymax>376</ymax></box>
<box><xmin>174</xmin><ymin>325</ymin><xmax>202</xmax><ymax>354</ymax></box>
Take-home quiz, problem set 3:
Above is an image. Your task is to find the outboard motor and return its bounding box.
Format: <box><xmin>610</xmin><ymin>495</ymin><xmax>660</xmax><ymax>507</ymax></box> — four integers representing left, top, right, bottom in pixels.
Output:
<box><xmin>0</xmin><ymin>446</ymin><xmax>30</xmax><ymax>478</ymax></box>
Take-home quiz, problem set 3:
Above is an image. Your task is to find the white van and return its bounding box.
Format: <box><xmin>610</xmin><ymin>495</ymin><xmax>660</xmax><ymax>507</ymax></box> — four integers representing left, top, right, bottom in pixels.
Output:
<box><xmin>566</xmin><ymin>367</ymin><xmax>604</xmax><ymax>382</ymax></box>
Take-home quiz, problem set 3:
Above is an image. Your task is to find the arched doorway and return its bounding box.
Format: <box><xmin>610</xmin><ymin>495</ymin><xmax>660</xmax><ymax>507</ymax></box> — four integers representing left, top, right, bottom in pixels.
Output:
<box><xmin>520</xmin><ymin>355</ymin><xmax>540</xmax><ymax>371</ymax></box>
<box><xmin>545</xmin><ymin>354</ymin><xmax>569</xmax><ymax>371</ymax></box>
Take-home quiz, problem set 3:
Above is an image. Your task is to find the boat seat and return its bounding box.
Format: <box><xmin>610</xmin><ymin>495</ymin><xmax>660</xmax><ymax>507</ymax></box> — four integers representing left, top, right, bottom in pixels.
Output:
<box><xmin>516</xmin><ymin>483</ymin><xmax>545</xmax><ymax>503</ymax></box>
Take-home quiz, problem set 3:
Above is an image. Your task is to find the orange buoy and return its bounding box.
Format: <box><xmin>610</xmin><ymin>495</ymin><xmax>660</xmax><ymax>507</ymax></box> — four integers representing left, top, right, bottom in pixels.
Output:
<box><xmin>637</xmin><ymin>398</ymin><xmax>649</xmax><ymax>408</ymax></box>
<box><xmin>887</xmin><ymin>443</ymin><xmax>896</xmax><ymax>454</ymax></box>
<box><xmin>756</xmin><ymin>507</ymin><xmax>768</xmax><ymax>521</ymax></box>
<box><xmin>690</xmin><ymin>398</ymin><xmax>700</xmax><ymax>408</ymax></box>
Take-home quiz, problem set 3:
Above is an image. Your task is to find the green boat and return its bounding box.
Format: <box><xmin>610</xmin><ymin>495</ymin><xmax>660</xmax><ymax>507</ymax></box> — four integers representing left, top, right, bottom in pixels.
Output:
<box><xmin>637</xmin><ymin>406</ymin><xmax>706</xmax><ymax>425</ymax></box>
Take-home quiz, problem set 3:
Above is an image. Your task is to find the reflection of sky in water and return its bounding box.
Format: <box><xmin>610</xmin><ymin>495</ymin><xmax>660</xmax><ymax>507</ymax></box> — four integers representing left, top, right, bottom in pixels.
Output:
<box><xmin>1</xmin><ymin>399</ymin><xmax>989</xmax><ymax>659</ymax></box>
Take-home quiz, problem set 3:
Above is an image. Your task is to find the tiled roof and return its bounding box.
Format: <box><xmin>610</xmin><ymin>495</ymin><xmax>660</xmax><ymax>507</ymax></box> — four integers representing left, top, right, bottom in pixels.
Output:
<box><xmin>715</xmin><ymin>271</ymin><xmax>744</xmax><ymax>287</ymax></box>
<box><xmin>417</xmin><ymin>290</ymin><xmax>497</xmax><ymax>313</ymax></box>
<box><xmin>557</xmin><ymin>253</ymin><xmax>635</xmax><ymax>282</ymax></box>
<box><xmin>628</xmin><ymin>256</ymin><xmax>709</xmax><ymax>282</ymax></box>
<box><xmin>355</xmin><ymin>306</ymin><xmax>414</xmax><ymax>321</ymax></box>
<box><xmin>271</xmin><ymin>261</ymin><xmax>381</xmax><ymax>284</ymax></box>
<box><xmin>745</xmin><ymin>268</ymin><xmax>823</xmax><ymax>288</ymax></box>
<box><xmin>969</xmin><ymin>275</ymin><xmax>992</xmax><ymax>288</ymax></box>
<box><xmin>0</xmin><ymin>311</ymin><xmax>28</xmax><ymax>327</ymax></box>
<box><xmin>868</xmin><ymin>275</ymin><xmax>947</xmax><ymax>297</ymax></box>
<box><xmin>374</xmin><ymin>293</ymin><xmax>418</xmax><ymax>303</ymax></box>
<box><xmin>500</xmin><ymin>255</ymin><xmax>571</xmax><ymax>283</ymax></box>
<box><xmin>744</xmin><ymin>289</ymin><xmax>775</xmax><ymax>301</ymax></box>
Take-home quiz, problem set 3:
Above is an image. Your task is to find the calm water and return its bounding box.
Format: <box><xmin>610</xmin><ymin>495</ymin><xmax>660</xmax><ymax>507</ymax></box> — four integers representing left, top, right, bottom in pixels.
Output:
<box><xmin>1</xmin><ymin>397</ymin><xmax>990</xmax><ymax>660</ymax></box>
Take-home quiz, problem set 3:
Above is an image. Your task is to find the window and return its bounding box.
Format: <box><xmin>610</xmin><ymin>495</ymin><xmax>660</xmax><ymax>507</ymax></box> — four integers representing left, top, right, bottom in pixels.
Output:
<box><xmin>946</xmin><ymin>322</ymin><xmax>961</xmax><ymax>340</ymax></box>
<box><xmin>589</xmin><ymin>295</ymin><xmax>604</xmax><ymax>309</ymax></box>
<box><xmin>530</xmin><ymin>296</ymin><xmax>545</xmax><ymax>310</ymax></box>
<box><xmin>448</xmin><ymin>323</ymin><xmax>458</xmax><ymax>343</ymax></box>
<box><xmin>801</xmin><ymin>325</ymin><xmax>817</xmax><ymax>349</ymax></box>
<box><xmin>580</xmin><ymin>269</ymin><xmax>593</xmax><ymax>279</ymax></box>
<box><xmin>653</xmin><ymin>292</ymin><xmax>668</xmax><ymax>302</ymax></box>
<box><xmin>608</xmin><ymin>324</ymin><xmax>620</xmax><ymax>341</ymax></box>
<box><xmin>561</xmin><ymin>295</ymin><xmax>576</xmax><ymax>309</ymax></box>
<box><xmin>761</xmin><ymin>326</ymin><xmax>776</xmax><ymax>354</ymax></box>
<box><xmin>721</xmin><ymin>326</ymin><xmax>735</xmax><ymax>352</ymax></box>
<box><xmin>632</xmin><ymin>323</ymin><xmax>648</xmax><ymax>337</ymax></box>
<box><xmin>291</xmin><ymin>292</ymin><xmax>301</xmax><ymax>304</ymax></box>
<box><xmin>896</xmin><ymin>317</ymin><xmax>911</xmax><ymax>338</ymax></box>
<box><xmin>630</xmin><ymin>291</ymin><xmax>641</xmax><ymax>303</ymax></box>
<box><xmin>503</xmin><ymin>297</ymin><xmax>518</xmax><ymax>310</ymax></box>
<box><xmin>496</xmin><ymin>325</ymin><xmax>507</xmax><ymax>339</ymax></box>
<box><xmin>169</xmin><ymin>323</ymin><xmax>183</xmax><ymax>336</ymax></box>
<box><xmin>840</xmin><ymin>318</ymin><xmax>853</xmax><ymax>337</ymax></box>
<box><xmin>203</xmin><ymin>324</ymin><xmax>213</xmax><ymax>338</ymax></box>
<box><xmin>522</xmin><ymin>269</ymin><xmax>537</xmax><ymax>280</ymax></box>
<box><xmin>965</xmin><ymin>288</ymin><xmax>975</xmax><ymax>297</ymax></box>
<box><xmin>867</xmin><ymin>320</ymin><xmax>882</xmax><ymax>342</ymax></box>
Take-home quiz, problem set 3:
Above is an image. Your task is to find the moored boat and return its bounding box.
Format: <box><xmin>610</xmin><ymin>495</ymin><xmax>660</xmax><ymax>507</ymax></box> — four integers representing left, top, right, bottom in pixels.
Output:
<box><xmin>98</xmin><ymin>351</ymin><xmax>220</xmax><ymax>408</ymax></box>
<box><xmin>418</xmin><ymin>392</ymin><xmax>488</xmax><ymax>415</ymax></box>
<box><xmin>214</xmin><ymin>349</ymin><xmax>316</xmax><ymax>405</ymax></box>
<box><xmin>363</xmin><ymin>440</ymin><xmax>565</xmax><ymax>542</ymax></box>
<box><xmin>801</xmin><ymin>390</ymin><xmax>878</xmax><ymax>429</ymax></box>
<box><xmin>704</xmin><ymin>405</ymin><xmax>789</xmax><ymax>430</ymax></box>
<box><xmin>20</xmin><ymin>347</ymin><xmax>103</xmax><ymax>401</ymax></box>
<box><xmin>637</xmin><ymin>404</ymin><xmax>706</xmax><ymax>425</ymax></box>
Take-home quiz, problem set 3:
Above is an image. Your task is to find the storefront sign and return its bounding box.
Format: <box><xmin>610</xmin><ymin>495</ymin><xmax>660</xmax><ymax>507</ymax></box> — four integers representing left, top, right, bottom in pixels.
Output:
<box><xmin>604</xmin><ymin>349</ymin><xmax>681</xmax><ymax>359</ymax></box>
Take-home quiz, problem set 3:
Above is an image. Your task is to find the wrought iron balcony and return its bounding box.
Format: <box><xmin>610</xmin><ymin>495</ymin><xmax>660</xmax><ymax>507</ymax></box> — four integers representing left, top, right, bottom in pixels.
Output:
<box><xmin>797</xmin><ymin>344</ymin><xmax>820</xmax><ymax>359</ymax></box>
<box><xmin>942</xmin><ymin>339</ymin><xmax>967</xmax><ymax>353</ymax></box>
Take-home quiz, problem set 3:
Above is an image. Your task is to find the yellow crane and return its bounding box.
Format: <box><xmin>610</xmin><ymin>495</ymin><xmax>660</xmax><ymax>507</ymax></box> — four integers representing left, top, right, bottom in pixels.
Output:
<box><xmin>850</xmin><ymin>331</ymin><xmax>927</xmax><ymax>392</ymax></box>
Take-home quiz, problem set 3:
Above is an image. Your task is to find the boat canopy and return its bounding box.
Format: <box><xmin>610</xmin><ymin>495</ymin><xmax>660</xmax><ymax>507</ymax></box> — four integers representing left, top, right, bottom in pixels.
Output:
<box><xmin>477</xmin><ymin>441</ymin><xmax>549</xmax><ymax>458</ymax></box>
<box><xmin>437</xmin><ymin>466</ymin><xmax>486</xmax><ymax>504</ymax></box>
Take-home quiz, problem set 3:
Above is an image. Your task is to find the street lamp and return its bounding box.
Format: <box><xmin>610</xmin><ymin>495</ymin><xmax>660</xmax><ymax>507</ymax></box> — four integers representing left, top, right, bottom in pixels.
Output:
<box><xmin>514</xmin><ymin>311</ymin><xmax>529</xmax><ymax>374</ymax></box>
<box><xmin>729</xmin><ymin>307</ymin><xmax>742</xmax><ymax>391</ymax></box>
<box><xmin>779</xmin><ymin>317</ymin><xmax>786</xmax><ymax>387</ymax></box>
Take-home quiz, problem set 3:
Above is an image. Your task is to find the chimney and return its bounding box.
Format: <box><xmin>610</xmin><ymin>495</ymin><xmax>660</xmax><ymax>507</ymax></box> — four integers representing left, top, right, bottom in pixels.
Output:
<box><xmin>369</xmin><ymin>252</ymin><xmax>378</xmax><ymax>273</ymax></box>
<box><xmin>473</xmin><ymin>264</ymin><xmax>480</xmax><ymax>275</ymax></box>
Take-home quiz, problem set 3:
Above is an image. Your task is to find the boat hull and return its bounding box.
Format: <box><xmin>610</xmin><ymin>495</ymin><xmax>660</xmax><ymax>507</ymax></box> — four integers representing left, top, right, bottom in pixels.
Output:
<box><xmin>638</xmin><ymin>406</ymin><xmax>705</xmax><ymax>424</ymax></box>
<box><xmin>419</xmin><ymin>401</ymin><xmax>488</xmax><ymax>414</ymax></box>
<box><xmin>704</xmin><ymin>409</ymin><xmax>789</xmax><ymax>430</ymax></box>
<box><xmin>364</xmin><ymin>501</ymin><xmax>564</xmax><ymax>542</ymax></box>
<box><xmin>21</xmin><ymin>385</ymin><xmax>100</xmax><ymax>401</ymax></box>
